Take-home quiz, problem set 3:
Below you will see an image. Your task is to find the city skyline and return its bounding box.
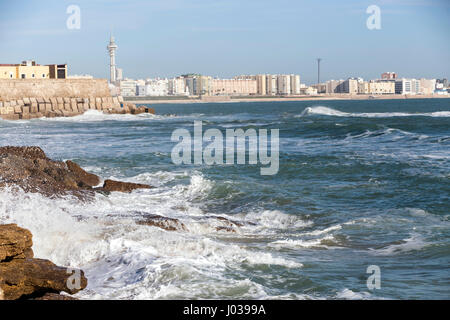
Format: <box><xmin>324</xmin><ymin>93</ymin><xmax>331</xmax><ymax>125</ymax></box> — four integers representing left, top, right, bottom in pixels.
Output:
<box><xmin>0</xmin><ymin>0</ymin><xmax>449</xmax><ymax>84</ymax></box>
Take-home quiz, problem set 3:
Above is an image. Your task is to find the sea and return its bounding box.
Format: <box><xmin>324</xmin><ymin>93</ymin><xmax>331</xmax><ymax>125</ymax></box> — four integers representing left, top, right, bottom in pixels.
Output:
<box><xmin>0</xmin><ymin>98</ymin><xmax>449</xmax><ymax>300</ymax></box>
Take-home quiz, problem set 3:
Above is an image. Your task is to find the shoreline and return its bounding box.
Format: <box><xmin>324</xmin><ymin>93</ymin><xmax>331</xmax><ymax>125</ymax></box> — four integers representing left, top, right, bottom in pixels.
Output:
<box><xmin>126</xmin><ymin>94</ymin><xmax>450</xmax><ymax>105</ymax></box>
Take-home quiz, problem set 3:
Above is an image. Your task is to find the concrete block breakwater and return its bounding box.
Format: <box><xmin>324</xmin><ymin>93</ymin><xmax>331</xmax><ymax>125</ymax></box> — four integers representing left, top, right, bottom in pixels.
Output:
<box><xmin>0</xmin><ymin>96</ymin><xmax>150</xmax><ymax>120</ymax></box>
<box><xmin>0</xmin><ymin>79</ymin><xmax>153</xmax><ymax>120</ymax></box>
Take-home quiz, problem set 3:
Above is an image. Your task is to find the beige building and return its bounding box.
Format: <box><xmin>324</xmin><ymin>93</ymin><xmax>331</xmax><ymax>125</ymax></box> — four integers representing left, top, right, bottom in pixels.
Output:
<box><xmin>211</xmin><ymin>78</ymin><xmax>257</xmax><ymax>96</ymax></box>
<box><xmin>326</xmin><ymin>78</ymin><xmax>359</xmax><ymax>94</ymax></box>
<box><xmin>300</xmin><ymin>86</ymin><xmax>318</xmax><ymax>95</ymax></box>
<box><xmin>195</xmin><ymin>76</ymin><xmax>212</xmax><ymax>96</ymax></box>
<box><xmin>326</xmin><ymin>80</ymin><xmax>344</xmax><ymax>94</ymax></box>
<box><xmin>277</xmin><ymin>75</ymin><xmax>291</xmax><ymax>95</ymax></box>
<box><xmin>344</xmin><ymin>78</ymin><xmax>359</xmax><ymax>95</ymax></box>
<box><xmin>290</xmin><ymin>74</ymin><xmax>301</xmax><ymax>95</ymax></box>
<box><xmin>0</xmin><ymin>61</ymin><xmax>67</xmax><ymax>79</ymax></box>
<box><xmin>169</xmin><ymin>77</ymin><xmax>188</xmax><ymax>96</ymax></box>
<box><xmin>256</xmin><ymin>75</ymin><xmax>266</xmax><ymax>96</ymax></box>
<box><xmin>358</xmin><ymin>80</ymin><xmax>395</xmax><ymax>95</ymax></box>
<box><xmin>419</xmin><ymin>79</ymin><xmax>436</xmax><ymax>95</ymax></box>
<box><xmin>266</xmin><ymin>75</ymin><xmax>278</xmax><ymax>96</ymax></box>
<box><xmin>0</xmin><ymin>65</ymin><xmax>18</xmax><ymax>79</ymax></box>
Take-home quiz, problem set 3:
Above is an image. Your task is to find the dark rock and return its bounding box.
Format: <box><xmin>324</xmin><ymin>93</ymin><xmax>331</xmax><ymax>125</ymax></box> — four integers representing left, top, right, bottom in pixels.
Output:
<box><xmin>66</xmin><ymin>160</ymin><xmax>100</xmax><ymax>187</ymax></box>
<box><xmin>0</xmin><ymin>146</ymin><xmax>151</xmax><ymax>199</ymax></box>
<box><xmin>0</xmin><ymin>146</ymin><xmax>94</xmax><ymax>199</ymax></box>
<box><xmin>215</xmin><ymin>226</ymin><xmax>236</xmax><ymax>233</ymax></box>
<box><xmin>100</xmin><ymin>179</ymin><xmax>152</xmax><ymax>193</ymax></box>
<box><xmin>0</xmin><ymin>146</ymin><xmax>47</xmax><ymax>160</ymax></box>
<box><xmin>214</xmin><ymin>216</ymin><xmax>244</xmax><ymax>227</ymax></box>
<box><xmin>137</xmin><ymin>214</ymin><xmax>186</xmax><ymax>232</ymax></box>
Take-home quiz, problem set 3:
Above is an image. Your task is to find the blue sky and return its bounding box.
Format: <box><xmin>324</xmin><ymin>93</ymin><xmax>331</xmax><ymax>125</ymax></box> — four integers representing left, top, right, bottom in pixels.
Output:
<box><xmin>0</xmin><ymin>0</ymin><xmax>449</xmax><ymax>84</ymax></box>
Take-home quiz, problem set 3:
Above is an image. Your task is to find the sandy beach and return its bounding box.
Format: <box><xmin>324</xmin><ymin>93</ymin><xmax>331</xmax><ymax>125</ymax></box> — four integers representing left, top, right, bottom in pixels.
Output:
<box><xmin>125</xmin><ymin>94</ymin><xmax>450</xmax><ymax>105</ymax></box>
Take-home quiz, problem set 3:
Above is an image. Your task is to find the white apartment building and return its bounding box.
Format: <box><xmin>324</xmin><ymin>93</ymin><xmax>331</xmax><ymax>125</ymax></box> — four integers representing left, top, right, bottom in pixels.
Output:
<box><xmin>277</xmin><ymin>75</ymin><xmax>291</xmax><ymax>95</ymax></box>
<box><xmin>169</xmin><ymin>77</ymin><xmax>189</xmax><ymax>96</ymax></box>
<box><xmin>266</xmin><ymin>75</ymin><xmax>278</xmax><ymax>96</ymax></box>
<box><xmin>395</xmin><ymin>78</ymin><xmax>421</xmax><ymax>94</ymax></box>
<box><xmin>119</xmin><ymin>79</ymin><xmax>137</xmax><ymax>97</ymax></box>
<box><xmin>145</xmin><ymin>79</ymin><xmax>169</xmax><ymax>96</ymax></box>
<box><xmin>290</xmin><ymin>74</ymin><xmax>301</xmax><ymax>95</ymax></box>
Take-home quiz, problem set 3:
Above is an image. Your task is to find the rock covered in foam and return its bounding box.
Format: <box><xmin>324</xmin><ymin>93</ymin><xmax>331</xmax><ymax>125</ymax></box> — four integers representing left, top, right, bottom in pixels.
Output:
<box><xmin>137</xmin><ymin>214</ymin><xmax>186</xmax><ymax>232</ymax></box>
<box><xmin>0</xmin><ymin>224</ymin><xmax>87</xmax><ymax>300</ymax></box>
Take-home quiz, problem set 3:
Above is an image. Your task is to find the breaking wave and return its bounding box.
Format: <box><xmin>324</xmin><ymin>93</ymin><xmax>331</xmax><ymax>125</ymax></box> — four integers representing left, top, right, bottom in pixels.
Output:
<box><xmin>298</xmin><ymin>106</ymin><xmax>450</xmax><ymax>118</ymax></box>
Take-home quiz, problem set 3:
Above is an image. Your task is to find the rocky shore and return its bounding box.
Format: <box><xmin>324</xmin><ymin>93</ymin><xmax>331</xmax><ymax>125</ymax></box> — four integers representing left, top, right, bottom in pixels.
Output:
<box><xmin>0</xmin><ymin>146</ymin><xmax>249</xmax><ymax>300</ymax></box>
<box><xmin>0</xmin><ymin>146</ymin><xmax>153</xmax><ymax>198</ymax></box>
<box><xmin>0</xmin><ymin>146</ymin><xmax>154</xmax><ymax>300</ymax></box>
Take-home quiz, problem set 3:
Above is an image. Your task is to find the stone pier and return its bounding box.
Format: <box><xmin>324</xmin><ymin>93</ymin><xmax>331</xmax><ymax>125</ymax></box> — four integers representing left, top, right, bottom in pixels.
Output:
<box><xmin>0</xmin><ymin>79</ymin><xmax>154</xmax><ymax>120</ymax></box>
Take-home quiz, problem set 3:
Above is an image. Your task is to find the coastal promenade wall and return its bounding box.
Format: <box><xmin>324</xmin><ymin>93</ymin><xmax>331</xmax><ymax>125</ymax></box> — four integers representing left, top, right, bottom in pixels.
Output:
<box><xmin>0</xmin><ymin>79</ymin><xmax>148</xmax><ymax>120</ymax></box>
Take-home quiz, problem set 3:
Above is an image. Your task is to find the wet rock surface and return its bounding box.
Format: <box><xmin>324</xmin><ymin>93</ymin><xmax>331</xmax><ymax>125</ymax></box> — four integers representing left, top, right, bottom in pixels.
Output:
<box><xmin>0</xmin><ymin>224</ymin><xmax>87</xmax><ymax>300</ymax></box>
<box><xmin>0</xmin><ymin>146</ymin><xmax>152</xmax><ymax>198</ymax></box>
<box><xmin>100</xmin><ymin>179</ymin><xmax>153</xmax><ymax>193</ymax></box>
<box><xmin>137</xmin><ymin>214</ymin><xmax>187</xmax><ymax>232</ymax></box>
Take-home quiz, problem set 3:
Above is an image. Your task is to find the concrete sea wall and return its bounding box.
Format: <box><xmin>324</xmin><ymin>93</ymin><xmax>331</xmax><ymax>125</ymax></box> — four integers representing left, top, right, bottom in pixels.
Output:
<box><xmin>0</xmin><ymin>79</ymin><xmax>150</xmax><ymax>120</ymax></box>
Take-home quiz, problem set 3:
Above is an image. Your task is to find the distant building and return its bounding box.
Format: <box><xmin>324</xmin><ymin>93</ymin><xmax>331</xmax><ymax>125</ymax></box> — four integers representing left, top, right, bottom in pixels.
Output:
<box><xmin>116</xmin><ymin>68</ymin><xmax>123</xmax><ymax>81</ymax></box>
<box><xmin>144</xmin><ymin>79</ymin><xmax>169</xmax><ymax>96</ymax></box>
<box><xmin>381</xmin><ymin>72</ymin><xmax>397</xmax><ymax>80</ymax></box>
<box><xmin>300</xmin><ymin>86</ymin><xmax>318</xmax><ymax>95</ymax></box>
<box><xmin>169</xmin><ymin>77</ymin><xmax>189</xmax><ymax>96</ymax></box>
<box><xmin>211</xmin><ymin>78</ymin><xmax>257</xmax><ymax>96</ymax></box>
<box><xmin>193</xmin><ymin>76</ymin><xmax>212</xmax><ymax>96</ymax></box>
<box><xmin>136</xmin><ymin>84</ymin><xmax>146</xmax><ymax>96</ymax></box>
<box><xmin>358</xmin><ymin>80</ymin><xmax>395</xmax><ymax>95</ymax></box>
<box><xmin>119</xmin><ymin>79</ymin><xmax>137</xmax><ymax>97</ymax></box>
<box><xmin>0</xmin><ymin>60</ymin><xmax>67</xmax><ymax>79</ymax></box>
<box><xmin>325</xmin><ymin>78</ymin><xmax>360</xmax><ymax>94</ymax></box>
<box><xmin>277</xmin><ymin>75</ymin><xmax>291</xmax><ymax>95</ymax></box>
<box><xmin>290</xmin><ymin>74</ymin><xmax>301</xmax><ymax>95</ymax></box>
<box><xmin>325</xmin><ymin>80</ymin><xmax>344</xmax><ymax>94</ymax></box>
<box><xmin>266</xmin><ymin>75</ymin><xmax>278</xmax><ymax>96</ymax></box>
<box><xmin>256</xmin><ymin>75</ymin><xmax>266</xmax><ymax>96</ymax></box>
<box><xmin>436</xmin><ymin>78</ymin><xmax>448</xmax><ymax>88</ymax></box>
<box><xmin>419</xmin><ymin>78</ymin><xmax>436</xmax><ymax>95</ymax></box>
<box><xmin>343</xmin><ymin>78</ymin><xmax>360</xmax><ymax>94</ymax></box>
<box><xmin>395</xmin><ymin>78</ymin><xmax>420</xmax><ymax>94</ymax></box>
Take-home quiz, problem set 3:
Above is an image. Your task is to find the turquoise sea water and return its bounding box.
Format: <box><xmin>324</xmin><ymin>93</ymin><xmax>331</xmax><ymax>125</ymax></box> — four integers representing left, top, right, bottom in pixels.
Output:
<box><xmin>0</xmin><ymin>98</ymin><xmax>449</xmax><ymax>299</ymax></box>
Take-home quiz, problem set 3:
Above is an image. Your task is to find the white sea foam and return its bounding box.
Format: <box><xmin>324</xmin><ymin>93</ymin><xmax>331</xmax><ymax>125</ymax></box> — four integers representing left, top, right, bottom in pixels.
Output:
<box><xmin>269</xmin><ymin>235</ymin><xmax>336</xmax><ymax>249</ymax></box>
<box><xmin>369</xmin><ymin>234</ymin><xmax>428</xmax><ymax>256</ymax></box>
<box><xmin>242</xmin><ymin>210</ymin><xmax>312</xmax><ymax>230</ymax></box>
<box><xmin>335</xmin><ymin>289</ymin><xmax>372</xmax><ymax>300</ymax></box>
<box><xmin>0</xmin><ymin>172</ymin><xmax>303</xmax><ymax>300</ymax></box>
<box><xmin>298</xmin><ymin>106</ymin><xmax>450</xmax><ymax>118</ymax></box>
<box><xmin>36</xmin><ymin>110</ymin><xmax>166</xmax><ymax>122</ymax></box>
